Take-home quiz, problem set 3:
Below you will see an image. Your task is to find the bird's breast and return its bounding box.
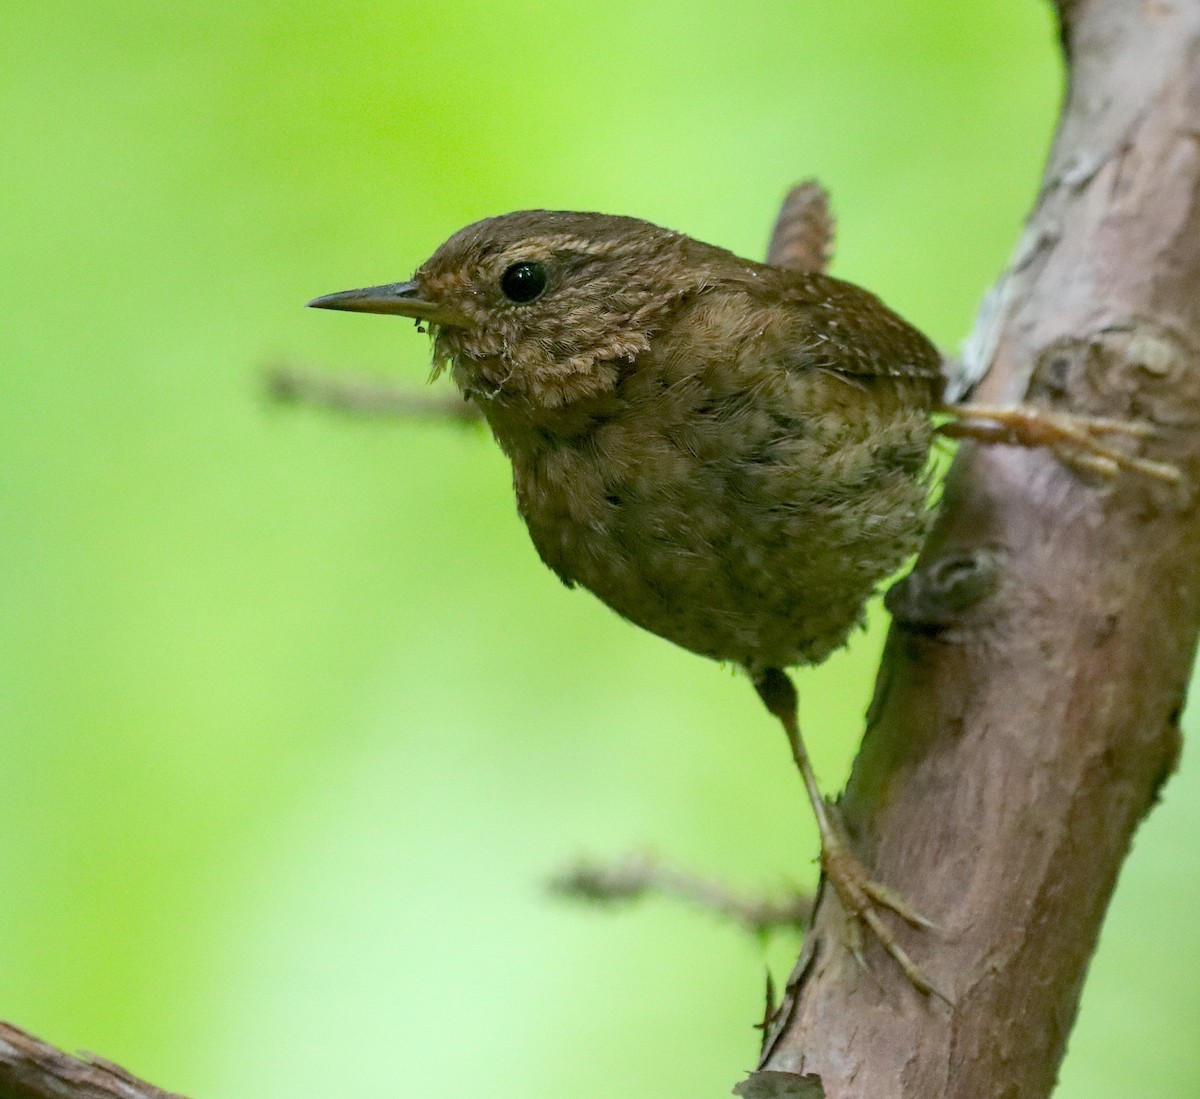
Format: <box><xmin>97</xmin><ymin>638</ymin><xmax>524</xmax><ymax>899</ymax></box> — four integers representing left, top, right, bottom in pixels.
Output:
<box><xmin>498</xmin><ymin>358</ymin><xmax>935</xmax><ymax>671</ymax></box>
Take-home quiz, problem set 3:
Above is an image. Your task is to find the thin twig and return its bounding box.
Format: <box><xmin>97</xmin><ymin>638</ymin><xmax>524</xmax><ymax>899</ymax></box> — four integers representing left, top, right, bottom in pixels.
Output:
<box><xmin>263</xmin><ymin>362</ymin><xmax>482</xmax><ymax>422</ymax></box>
<box><xmin>550</xmin><ymin>853</ymin><xmax>812</xmax><ymax>935</ymax></box>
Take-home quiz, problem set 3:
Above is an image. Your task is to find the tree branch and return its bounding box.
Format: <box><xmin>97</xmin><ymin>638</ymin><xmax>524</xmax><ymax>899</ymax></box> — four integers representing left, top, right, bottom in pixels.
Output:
<box><xmin>550</xmin><ymin>852</ymin><xmax>813</xmax><ymax>935</ymax></box>
<box><xmin>263</xmin><ymin>362</ymin><xmax>481</xmax><ymax>422</ymax></box>
<box><xmin>0</xmin><ymin>1023</ymin><xmax>187</xmax><ymax>1099</ymax></box>
<box><xmin>756</xmin><ymin>3</ymin><xmax>1200</xmax><ymax>1096</ymax></box>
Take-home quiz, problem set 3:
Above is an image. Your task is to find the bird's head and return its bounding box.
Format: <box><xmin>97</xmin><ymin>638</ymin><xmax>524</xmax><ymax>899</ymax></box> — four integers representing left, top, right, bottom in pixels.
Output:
<box><xmin>309</xmin><ymin>210</ymin><xmax>732</xmax><ymax>409</ymax></box>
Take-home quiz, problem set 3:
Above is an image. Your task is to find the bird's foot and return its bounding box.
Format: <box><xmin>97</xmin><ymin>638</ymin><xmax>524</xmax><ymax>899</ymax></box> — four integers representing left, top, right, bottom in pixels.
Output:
<box><xmin>941</xmin><ymin>403</ymin><xmax>1181</xmax><ymax>484</ymax></box>
<box><xmin>819</xmin><ymin>810</ymin><xmax>950</xmax><ymax>1005</ymax></box>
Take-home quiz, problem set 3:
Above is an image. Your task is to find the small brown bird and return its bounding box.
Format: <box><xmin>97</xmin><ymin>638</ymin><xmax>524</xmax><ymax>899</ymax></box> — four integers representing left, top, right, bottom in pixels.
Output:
<box><xmin>308</xmin><ymin>193</ymin><xmax>1173</xmax><ymax>995</ymax></box>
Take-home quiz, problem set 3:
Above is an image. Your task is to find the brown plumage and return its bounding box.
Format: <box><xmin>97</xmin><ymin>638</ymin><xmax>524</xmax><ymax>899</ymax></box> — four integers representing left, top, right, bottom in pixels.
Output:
<box><xmin>308</xmin><ymin>189</ymin><xmax>1182</xmax><ymax>1003</ymax></box>
<box><xmin>324</xmin><ymin>211</ymin><xmax>942</xmax><ymax>670</ymax></box>
<box><xmin>309</xmin><ymin>207</ymin><xmax>948</xmax><ymax>995</ymax></box>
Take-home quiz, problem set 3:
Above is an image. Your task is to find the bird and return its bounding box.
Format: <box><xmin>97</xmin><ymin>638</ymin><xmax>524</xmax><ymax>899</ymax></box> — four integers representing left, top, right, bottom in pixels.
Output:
<box><xmin>307</xmin><ymin>188</ymin><xmax>1176</xmax><ymax>996</ymax></box>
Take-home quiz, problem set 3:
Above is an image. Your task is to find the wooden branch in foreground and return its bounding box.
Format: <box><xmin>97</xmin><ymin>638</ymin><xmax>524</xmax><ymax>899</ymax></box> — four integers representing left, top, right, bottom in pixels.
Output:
<box><xmin>0</xmin><ymin>1022</ymin><xmax>187</xmax><ymax>1099</ymax></box>
<box><xmin>756</xmin><ymin>3</ymin><xmax>1200</xmax><ymax>1096</ymax></box>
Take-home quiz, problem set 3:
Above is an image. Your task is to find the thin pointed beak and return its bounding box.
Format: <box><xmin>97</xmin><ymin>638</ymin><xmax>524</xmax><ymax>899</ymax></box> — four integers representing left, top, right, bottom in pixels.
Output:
<box><xmin>307</xmin><ymin>281</ymin><xmax>468</xmax><ymax>326</ymax></box>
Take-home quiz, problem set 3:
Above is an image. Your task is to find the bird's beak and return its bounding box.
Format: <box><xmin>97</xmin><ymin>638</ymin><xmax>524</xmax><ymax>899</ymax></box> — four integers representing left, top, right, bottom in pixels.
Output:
<box><xmin>307</xmin><ymin>281</ymin><xmax>468</xmax><ymax>326</ymax></box>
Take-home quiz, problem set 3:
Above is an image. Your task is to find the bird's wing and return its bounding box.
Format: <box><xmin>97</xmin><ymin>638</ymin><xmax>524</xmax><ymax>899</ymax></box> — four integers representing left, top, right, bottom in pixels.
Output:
<box><xmin>761</xmin><ymin>269</ymin><xmax>944</xmax><ymax>384</ymax></box>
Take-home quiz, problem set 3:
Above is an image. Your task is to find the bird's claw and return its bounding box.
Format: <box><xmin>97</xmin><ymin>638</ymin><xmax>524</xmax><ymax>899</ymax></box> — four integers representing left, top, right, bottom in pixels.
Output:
<box><xmin>941</xmin><ymin>403</ymin><xmax>1181</xmax><ymax>485</ymax></box>
<box><xmin>820</xmin><ymin>828</ymin><xmax>952</xmax><ymax>1006</ymax></box>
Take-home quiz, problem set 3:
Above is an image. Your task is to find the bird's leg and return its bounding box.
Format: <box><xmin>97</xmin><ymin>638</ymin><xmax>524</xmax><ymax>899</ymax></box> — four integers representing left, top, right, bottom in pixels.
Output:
<box><xmin>940</xmin><ymin>402</ymin><xmax>1180</xmax><ymax>483</ymax></box>
<box><xmin>752</xmin><ymin>667</ymin><xmax>946</xmax><ymax>1001</ymax></box>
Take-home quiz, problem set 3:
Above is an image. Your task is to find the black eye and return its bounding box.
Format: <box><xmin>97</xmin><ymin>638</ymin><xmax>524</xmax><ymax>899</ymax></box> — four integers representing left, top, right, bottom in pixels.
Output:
<box><xmin>500</xmin><ymin>261</ymin><xmax>547</xmax><ymax>304</ymax></box>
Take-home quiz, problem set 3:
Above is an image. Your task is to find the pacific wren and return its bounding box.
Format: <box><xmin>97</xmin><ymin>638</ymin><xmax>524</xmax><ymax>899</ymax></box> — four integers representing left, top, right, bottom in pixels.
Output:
<box><xmin>308</xmin><ymin>190</ymin><xmax>1174</xmax><ymax>997</ymax></box>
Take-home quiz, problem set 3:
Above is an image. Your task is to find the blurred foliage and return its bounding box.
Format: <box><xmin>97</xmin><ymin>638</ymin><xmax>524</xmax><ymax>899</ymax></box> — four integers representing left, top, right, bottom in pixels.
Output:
<box><xmin>2</xmin><ymin>2</ymin><xmax>1198</xmax><ymax>1096</ymax></box>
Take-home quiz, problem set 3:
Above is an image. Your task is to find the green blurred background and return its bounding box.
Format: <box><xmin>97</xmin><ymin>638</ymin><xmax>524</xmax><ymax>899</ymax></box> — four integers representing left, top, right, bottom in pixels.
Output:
<box><xmin>3</xmin><ymin>2</ymin><xmax>1198</xmax><ymax>1095</ymax></box>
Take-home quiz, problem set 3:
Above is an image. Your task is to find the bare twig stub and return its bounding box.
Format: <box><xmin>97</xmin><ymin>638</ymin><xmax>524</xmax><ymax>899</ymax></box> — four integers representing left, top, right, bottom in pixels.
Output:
<box><xmin>264</xmin><ymin>362</ymin><xmax>481</xmax><ymax>422</ymax></box>
<box><xmin>0</xmin><ymin>1022</ymin><xmax>188</xmax><ymax>1099</ymax></box>
<box><xmin>756</xmin><ymin>4</ymin><xmax>1200</xmax><ymax>1097</ymax></box>
<box><xmin>550</xmin><ymin>852</ymin><xmax>812</xmax><ymax>935</ymax></box>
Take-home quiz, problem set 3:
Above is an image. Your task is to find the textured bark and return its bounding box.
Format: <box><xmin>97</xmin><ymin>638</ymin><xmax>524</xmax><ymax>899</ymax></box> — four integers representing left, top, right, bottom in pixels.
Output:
<box><xmin>0</xmin><ymin>1023</ymin><xmax>187</xmax><ymax>1099</ymax></box>
<box><xmin>758</xmin><ymin>2</ymin><xmax>1200</xmax><ymax>1096</ymax></box>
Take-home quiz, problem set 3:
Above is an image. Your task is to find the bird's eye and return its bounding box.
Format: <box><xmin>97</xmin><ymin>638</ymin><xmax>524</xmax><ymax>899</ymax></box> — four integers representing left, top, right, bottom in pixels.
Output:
<box><xmin>499</xmin><ymin>261</ymin><xmax>547</xmax><ymax>304</ymax></box>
